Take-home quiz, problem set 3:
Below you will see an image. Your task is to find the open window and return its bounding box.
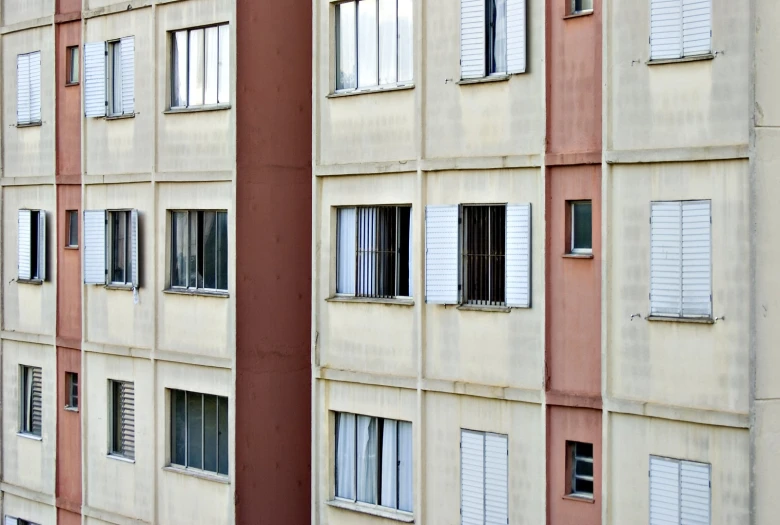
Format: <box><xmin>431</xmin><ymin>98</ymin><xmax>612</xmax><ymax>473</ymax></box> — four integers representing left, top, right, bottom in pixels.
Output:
<box><xmin>17</xmin><ymin>209</ymin><xmax>46</xmax><ymax>282</ymax></box>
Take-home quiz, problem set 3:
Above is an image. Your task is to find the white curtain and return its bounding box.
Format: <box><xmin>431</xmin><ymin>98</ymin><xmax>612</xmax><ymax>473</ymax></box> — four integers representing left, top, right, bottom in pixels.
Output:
<box><xmin>357</xmin><ymin>415</ymin><xmax>378</xmax><ymax>503</ymax></box>
<box><xmin>408</xmin><ymin>213</ymin><xmax>413</xmax><ymax>297</ymax></box>
<box><xmin>494</xmin><ymin>0</ymin><xmax>508</xmax><ymax>73</ymax></box>
<box><xmin>357</xmin><ymin>0</ymin><xmax>378</xmax><ymax>87</ymax></box>
<box><xmin>335</xmin><ymin>413</ymin><xmax>356</xmax><ymax>500</ymax></box>
<box><xmin>358</xmin><ymin>208</ymin><xmax>377</xmax><ymax>296</ymax></box>
<box><xmin>378</xmin><ymin>0</ymin><xmax>397</xmax><ymax>85</ymax></box>
<box><xmin>337</xmin><ymin>208</ymin><xmax>356</xmax><ymax>294</ymax></box>
<box><xmin>380</xmin><ymin>420</ymin><xmax>398</xmax><ymax>508</ymax></box>
<box><xmin>398</xmin><ymin>421</ymin><xmax>413</xmax><ymax>512</ymax></box>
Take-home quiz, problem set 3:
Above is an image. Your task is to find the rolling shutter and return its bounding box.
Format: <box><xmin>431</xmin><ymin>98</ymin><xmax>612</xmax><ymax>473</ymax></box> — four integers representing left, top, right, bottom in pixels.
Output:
<box><xmin>130</xmin><ymin>209</ymin><xmax>139</xmax><ymax>288</ymax></box>
<box><xmin>650</xmin><ymin>201</ymin><xmax>682</xmax><ymax>317</ymax></box>
<box><xmin>461</xmin><ymin>0</ymin><xmax>485</xmax><ymax>79</ymax></box>
<box><xmin>506</xmin><ymin>0</ymin><xmax>526</xmax><ymax>74</ymax></box>
<box><xmin>30</xmin><ymin>367</ymin><xmax>42</xmax><ymax>436</ymax></box>
<box><xmin>650</xmin><ymin>456</ymin><xmax>681</xmax><ymax>525</ymax></box>
<box><xmin>650</xmin><ymin>0</ymin><xmax>683</xmax><ymax>60</ymax></box>
<box><xmin>28</xmin><ymin>52</ymin><xmax>41</xmax><ymax>123</ymax></box>
<box><xmin>505</xmin><ymin>203</ymin><xmax>531</xmax><ymax>307</ymax></box>
<box><xmin>120</xmin><ymin>36</ymin><xmax>135</xmax><ymax>114</ymax></box>
<box><xmin>681</xmin><ymin>200</ymin><xmax>711</xmax><ymax>317</ymax></box>
<box><xmin>682</xmin><ymin>0</ymin><xmax>711</xmax><ymax>57</ymax></box>
<box><xmin>680</xmin><ymin>461</ymin><xmax>710</xmax><ymax>524</ymax></box>
<box><xmin>484</xmin><ymin>433</ymin><xmax>508</xmax><ymax>525</ymax></box>
<box><xmin>118</xmin><ymin>381</ymin><xmax>135</xmax><ymax>459</ymax></box>
<box><xmin>84</xmin><ymin>210</ymin><xmax>107</xmax><ymax>284</ymax></box>
<box><xmin>18</xmin><ymin>210</ymin><xmax>32</xmax><ymax>280</ymax></box>
<box><xmin>16</xmin><ymin>54</ymin><xmax>31</xmax><ymax>124</ymax></box>
<box><xmin>461</xmin><ymin>430</ymin><xmax>485</xmax><ymax>525</ymax></box>
<box><xmin>425</xmin><ymin>205</ymin><xmax>459</xmax><ymax>304</ymax></box>
<box><xmin>37</xmin><ymin>211</ymin><xmax>46</xmax><ymax>281</ymax></box>
<box><xmin>84</xmin><ymin>42</ymin><xmax>107</xmax><ymax>117</ymax></box>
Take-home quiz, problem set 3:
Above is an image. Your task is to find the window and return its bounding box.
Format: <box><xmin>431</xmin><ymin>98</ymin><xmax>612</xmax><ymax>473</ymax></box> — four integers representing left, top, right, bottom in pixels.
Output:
<box><xmin>335</xmin><ymin>0</ymin><xmax>413</xmax><ymax>91</ymax></box>
<box><xmin>337</xmin><ymin>206</ymin><xmax>411</xmax><ymax>298</ymax></box>
<box><xmin>109</xmin><ymin>211</ymin><xmax>134</xmax><ymax>286</ymax></box>
<box><xmin>66</xmin><ymin>210</ymin><xmax>79</xmax><ymax>248</ymax></box>
<box><xmin>649</xmin><ymin>456</ymin><xmax>710</xmax><ymax>525</ymax></box>
<box><xmin>20</xmin><ymin>366</ymin><xmax>42</xmax><ymax>437</ymax></box>
<box><xmin>170</xmin><ymin>211</ymin><xmax>228</xmax><ymax>292</ymax></box>
<box><xmin>566</xmin><ymin>441</ymin><xmax>594</xmax><ymax>498</ymax></box>
<box><xmin>460</xmin><ymin>430</ymin><xmax>508</xmax><ymax>525</ymax></box>
<box><xmin>66</xmin><ymin>46</ymin><xmax>79</xmax><ymax>85</ymax></box>
<box><xmin>171</xmin><ymin>24</ymin><xmax>230</xmax><ymax>109</ymax></box>
<box><xmin>65</xmin><ymin>372</ymin><xmax>78</xmax><ymax>410</ymax></box>
<box><xmin>335</xmin><ymin>412</ymin><xmax>413</xmax><ymax>512</ymax></box>
<box><xmin>649</xmin><ymin>0</ymin><xmax>711</xmax><ymax>61</ymax></box>
<box><xmin>17</xmin><ymin>210</ymin><xmax>46</xmax><ymax>282</ymax></box>
<box><xmin>460</xmin><ymin>0</ymin><xmax>526</xmax><ymax>79</ymax></box>
<box><xmin>650</xmin><ymin>200</ymin><xmax>711</xmax><ymax>319</ymax></box>
<box><xmin>568</xmin><ymin>0</ymin><xmax>592</xmax><ymax>15</ymax></box>
<box><xmin>5</xmin><ymin>517</ymin><xmax>41</xmax><ymax>525</ymax></box>
<box><xmin>83</xmin><ymin>209</ymin><xmax>139</xmax><ymax>288</ymax></box>
<box><xmin>109</xmin><ymin>380</ymin><xmax>135</xmax><ymax>459</ymax></box>
<box><xmin>171</xmin><ymin>390</ymin><xmax>229</xmax><ymax>475</ymax></box>
<box><xmin>17</xmin><ymin>51</ymin><xmax>41</xmax><ymax>125</ymax></box>
<box><xmin>83</xmin><ymin>37</ymin><xmax>134</xmax><ymax>117</ymax></box>
<box><xmin>569</xmin><ymin>201</ymin><xmax>592</xmax><ymax>254</ymax></box>
<box><xmin>463</xmin><ymin>205</ymin><xmax>506</xmax><ymax>305</ymax></box>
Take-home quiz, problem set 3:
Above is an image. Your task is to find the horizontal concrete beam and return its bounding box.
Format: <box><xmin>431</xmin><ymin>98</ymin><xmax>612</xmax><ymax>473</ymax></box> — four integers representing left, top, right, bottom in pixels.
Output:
<box><xmin>0</xmin><ymin>482</ymin><xmax>55</xmax><ymax>506</ymax></box>
<box><xmin>605</xmin><ymin>397</ymin><xmax>749</xmax><ymax>428</ymax></box>
<box><xmin>606</xmin><ymin>144</ymin><xmax>749</xmax><ymax>164</ymax></box>
<box><xmin>83</xmin><ymin>505</ymin><xmax>150</xmax><ymax>525</ymax></box>
<box><xmin>1</xmin><ymin>331</ymin><xmax>55</xmax><ymax>347</ymax></box>
<box><xmin>0</xmin><ymin>16</ymin><xmax>53</xmax><ymax>35</ymax></box>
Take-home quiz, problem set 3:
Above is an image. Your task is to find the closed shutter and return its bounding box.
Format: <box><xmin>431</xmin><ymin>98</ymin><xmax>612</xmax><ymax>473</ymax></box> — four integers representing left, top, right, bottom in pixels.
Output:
<box><xmin>650</xmin><ymin>0</ymin><xmax>683</xmax><ymax>60</ymax></box>
<box><xmin>461</xmin><ymin>430</ymin><xmax>485</xmax><ymax>525</ymax></box>
<box><xmin>119</xmin><ymin>382</ymin><xmax>135</xmax><ymax>459</ymax></box>
<box><xmin>680</xmin><ymin>461</ymin><xmax>710</xmax><ymax>524</ymax></box>
<box><xmin>84</xmin><ymin>42</ymin><xmax>107</xmax><ymax>117</ymax></box>
<box><xmin>425</xmin><ymin>205</ymin><xmax>459</xmax><ymax>304</ymax></box>
<box><xmin>120</xmin><ymin>36</ymin><xmax>135</xmax><ymax>114</ymax></box>
<box><xmin>37</xmin><ymin>211</ymin><xmax>46</xmax><ymax>281</ymax></box>
<box><xmin>16</xmin><ymin>54</ymin><xmax>31</xmax><ymax>124</ymax></box>
<box><xmin>461</xmin><ymin>0</ymin><xmax>486</xmax><ymax>79</ymax></box>
<box><xmin>649</xmin><ymin>456</ymin><xmax>680</xmax><ymax>525</ymax></box>
<box><xmin>650</xmin><ymin>201</ymin><xmax>682</xmax><ymax>317</ymax></box>
<box><xmin>682</xmin><ymin>0</ymin><xmax>711</xmax><ymax>57</ymax></box>
<box><xmin>84</xmin><ymin>210</ymin><xmax>107</xmax><ymax>284</ymax></box>
<box><xmin>681</xmin><ymin>200</ymin><xmax>711</xmax><ymax>317</ymax></box>
<box><xmin>30</xmin><ymin>367</ymin><xmax>42</xmax><ymax>436</ymax></box>
<box><xmin>484</xmin><ymin>433</ymin><xmax>508</xmax><ymax>525</ymax></box>
<box><xmin>29</xmin><ymin>52</ymin><xmax>41</xmax><ymax>123</ymax></box>
<box><xmin>505</xmin><ymin>203</ymin><xmax>531</xmax><ymax>308</ymax></box>
<box><xmin>130</xmin><ymin>209</ymin><xmax>139</xmax><ymax>288</ymax></box>
<box><xmin>506</xmin><ymin>0</ymin><xmax>526</xmax><ymax>74</ymax></box>
<box><xmin>18</xmin><ymin>210</ymin><xmax>32</xmax><ymax>280</ymax></box>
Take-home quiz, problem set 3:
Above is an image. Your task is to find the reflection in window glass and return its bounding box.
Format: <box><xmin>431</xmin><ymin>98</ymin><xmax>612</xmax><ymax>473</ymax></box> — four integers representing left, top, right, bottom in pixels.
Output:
<box><xmin>337</xmin><ymin>2</ymin><xmax>357</xmax><ymax>90</ymax></box>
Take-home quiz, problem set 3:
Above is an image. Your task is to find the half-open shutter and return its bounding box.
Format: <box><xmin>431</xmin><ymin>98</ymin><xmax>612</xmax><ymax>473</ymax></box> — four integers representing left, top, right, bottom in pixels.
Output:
<box><xmin>506</xmin><ymin>0</ymin><xmax>526</xmax><ymax>73</ymax></box>
<box><xmin>650</xmin><ymin>201</ymin><xmax>682</xmax><ymax>316</ymax></box>
<box><xmin>681</xmin><ymin>200</ymin><xmax>711</xmax><ymax>317</ymax></box>
<box><xmin>18</xmin><ymin>210</ymin><xmax>32</xmax><ymax>280</ymax></box>
<box><xmin>682</xmin><ymin>0</ymin><xmax>711</xmax><ymax>57</ymax></box>
<box><xmin>650</xmin><ymin>0</ymin><xmax>683</xmax><ymax>60</ymax></box>
<box><xmin>16</xmin><ymin>54</ymin><xmax>31</xmax><ymax>124</ymax></box>
<box><xmin>84</xmin><ymin>210</ymin><xmax>106</xmax><ymax>284</ymax></box>
<box><xmin>37</xmin><ymin>210</ymin><xmax>46</xmax><ymax>281</ymax></box>
<box><xmin>84</xmin><ymin>42</ymin><xmax>107</xmax><ymax>117</ymax></box>
<box><xmin>31</xmin><ymin>366</ymin><xmax>42</xmax><ymax>436</ymax></box>
<box><xmin>461</xmin><ymin>0</ymin><xmax>485</xmax><ymax>79</ymax></box>
<box><xmin>460</xmin><ymin>430</ymin><xmax>485</xmax><ymax>525</ymax></box>
<box><xmin>130</xmin><ymin>209</ymin><xmax>139</xmax><ymax>288</ymax></box>
<box><xmin>119</xmin><ymin>381</ymin><xmax>136</xmax><ymax>459</ymax></box>
<box><xmin>120</xmin><ymin>36</ymin><xmax>135</xmax><ymax>114</ymax></box>
<box><xmin>29</xmin><ymin>52</ymin><xmax>41</xmax><ymax>123</ymax></box>
<box><xmin>506</xmin><ymin>203</ymin><xmax>531</xmax><ymax>307</ymax></box>
<box><xmin>680</xmin><ymin>460</ymin><xmax>710</xmax><ymax>524</ymax></box>
<box><xmin>650</xmin><ymin>456</ymin><xmax>681</xmax><ymax>525</ymax></box>
<box><xmin>484</xmin><ymin>433</ymin><xmax>508</xmax><ymax>525</ymax></box>
<box><xmin>425</xmin><ymin>205</ymin><xmax>459</xmax><ymax>304</ymax></box>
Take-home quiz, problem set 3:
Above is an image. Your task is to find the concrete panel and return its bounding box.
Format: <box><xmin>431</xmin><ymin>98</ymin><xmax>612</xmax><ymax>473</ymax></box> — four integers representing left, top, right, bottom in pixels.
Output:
<box><xmin>754</xmin><ymin>400</ymin><xmax>780</xmax><ymax>525</ymax></box>
<box><xmin>607</xmin><ymin>161</ymin><xmax>749</xmax><ymax>413</ymax></box>
<box><xmin>1</xmin><ymin>0</ymin><xmax>52</xmax><ymax>27</ymax></box>
<box><xmin>1</xmin><ymin>494</ymin><xmax>56</xmax><ymax>525</ymax></box>
<box><xmin>607</xmin><ymin>413</ymin><xmax>749</xmax><ymax>525</ymax></box>
<box><xmin>755</xmin><ymin>0</ymin><xmax>780</xmax><ymax>127</ymax></box>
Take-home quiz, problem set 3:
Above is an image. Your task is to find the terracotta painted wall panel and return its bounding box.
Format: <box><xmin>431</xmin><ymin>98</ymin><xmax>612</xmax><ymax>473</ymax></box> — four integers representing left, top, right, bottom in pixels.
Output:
<box><xmin>56</xmin><ymin>509</ymin><xmax>82</xmax><ymax>525</ymax></box>
<box><xmin>56</xmin><ymin>22</ymin><xmax>82</xmax><ymax>181</ymax></box>
<box><xmin>57</xmin><ymin>0</ymin><xmax>81</xmax><ymax>15</ymax></box>
<box><xmin>57</xmin><ymin>186</ymin><xmax>82</xmax><ymax>342</ymax></box>
<box><xmin>56</xmin><ymin>347</ymin><xmax>82</xmax><ymax>508</ymax></box>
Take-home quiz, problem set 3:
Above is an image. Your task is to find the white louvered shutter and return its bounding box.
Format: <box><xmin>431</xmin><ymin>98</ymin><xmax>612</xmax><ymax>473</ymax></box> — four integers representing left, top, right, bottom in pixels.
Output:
<box><xmin>426</xmin><ymin>205</ymin><xmax>459</xmax><ymax>304</ymax></box>
<box><xmin>506</xmin><ymin>0</ymin><xmax>526</xmax><ymax>74</ymax></box>
<box><xmin>650</xmin><ymin>456</ymin><xmax>681</xmax><ymax>525</ymax></box>
<box><xmin>84</xmin><ymin>210</ymin><xmax>107</xmax><ymax>284</ymax></box>
<box><xmin>120</xmin><ymin>36</ymin><xmax>135</xmax><ymax>114</ymax></box>
<box><xmin>119</xmin><ymin>382</ymin><xmax>136</xmax><ymax>459</ymax></box>
<box><xmin>461</xmin><ymin>430</ymin><xmax>485</xmax><ymax>525</ymax></box>
<box><xmin>37</xmin><ymin>211</ymin><xmax>46</xmax><ymax>281</ymax></box>
<box><xmin>681</xmin><ymin>200</ymin><xmax>711</xmax><ymax>317</ymax></box>
<box><xmin>484</xmin><ymin>433</ymin><xmax>508</xmax><ymax>525</ymax></box>
<box><xmin>650</xmin><ymin>201</ymin><xmax>682</xmax><ymax>317</ymax></box>
<box><xmin>29</xmin><ymin>52</ymin><xmax>41</xmax><ymax>123</ymax></box>
<box><xmin>506</xmin><ymin>203</ymin><xmax>531</xmax><ymax>307</ymax></box>
<box><xmin>18</xmin><ymin>210</ymin><xmax>32</xmax><ymax>280</ymax></box>
<box><xmin>16</xmin><ymin>54</ymin><xmax>31</xmax><ymax>124</ymax></box>
<box><xmin>461</xmin><ymin>0</ymin><xmax>486</xmax><ymax>79</ymax></box>
<box><xmin>682</xmin><ymin>0</ymin><xmax>711</xmax><ymax>57</ymax></box>
<box><xmin>650</xmin><ymin>0</ymin><xmax>683</xmax><ymax>60</ymax></box>
<box><xmin>84</xmin><ymin>42</ymin><xmax>107</xmax><ymax>117</ymax></box>
<box><xmin>31</xmin><ymin>367</ymin><xmax>43</xmax><ymax>436</ymax></box>
<box><xmin>680</xmin><ymin>461</ymin><xmax>710</xmax><ymax>524</ymax></box>
<box><xmin>130</xmin><ymin>209</ymin><xmax>139</xmax><ymax>288</ymax></box>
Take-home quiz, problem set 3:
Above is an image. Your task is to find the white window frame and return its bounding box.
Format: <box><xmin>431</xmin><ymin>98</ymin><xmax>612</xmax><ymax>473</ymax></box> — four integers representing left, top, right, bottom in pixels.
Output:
<box><xmin>66</xmin><ymin>210</ymin><xmax>79</xmax><ymax>248</ymax></box>
<box><xmin>567</xmin><ymin>441</ymin><xmax>594</xmax><ymax>499</ymax></box>
<box><xmin>66</xmin><ymin>45</ymin><xmax>79</xmax><ymax>85</ymax></box>
<box><xmin>5</xmin><ymin>517</ymin><xmax>40</xmax><ymax>525</ymax></box>
<box><xmin>570</xmin><ymin>200</ymin><xmax>593</xmax><ymax>255</ymax></box>
<box><xmin>568</xmin><ymin>0</ymin><xmax>593</xmax><ymax>15</ymax></box>
<box><xmin>169</xmin><ymin>210</ymin><xmax>229</xmax><ymax>293</ymax></box>
<box><xmin>109</xmin><ymin>380</ymin><xmax>135</xmax><ymax>460</ymax></box>
<box><xmin>19</xmin><ymin>365</ymin><xmax>42</xmax><ymax>437</ymax></box>
<box><xmin>107</xmin><ymin>210</ymin><xmax>134</xmax><ymax>287</ymax></box>
<box><xmin>169</xmin><ymin>389</ymin><xmax>229</xmax><ymax>476</ymax></box>
<box><xmin>107</xmin><ymin>40</ymin><xmax>123</xmax><ymax>116</ymax></box>
<box><xmin>170</xmin><ymin>24</ymin><xmax>230</xmax><ymax>109</ymax></box>
<box><xmin>18</xmin><ymin>209</ymin><xmax>46</xmax><ymax>283</ymax></box>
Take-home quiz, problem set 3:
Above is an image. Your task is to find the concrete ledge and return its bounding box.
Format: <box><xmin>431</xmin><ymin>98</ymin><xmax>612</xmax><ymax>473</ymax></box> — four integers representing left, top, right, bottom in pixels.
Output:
<box><xmin>1</xmin><ymin>176</ymin><xmax>55</xmax><ymax>186</ymax></box>
<box><xmin>0</xmin><ymin>482</ymin><xmax>55</xmax><ymax>506</ymax></box>
<box><xmin>326</xmin><ymin>296</ymin><xmax>414</xmax><ymax>307</ymax></box>
<box><xmin>318</xmin><ymin>368</ymin><xmax>418</xmax><ymax>390</ymax></box>
<box><xmin>1</xmin><ymin>331</ymin><xmax>55</xmax><ymax>347</ymax></box>
<box><xmin>327</xmin><ymin>499</ymin><xmax>414</xmax><ymax>522</ymax></box>
<box><xmin>156</xmin><ymin>170</ymin><xmax>234</xmax><ymax>183</ymax></box>
<box><xmin>422</xmin><ymin>154</ymin><xmax>542</xmax><ymax>171</ymax></box>
<box><xmin>83</xmin><ymin>341</ymin><xmax>152</xmax><ymax>360</ymax></box>
<box><xmin>606</xmin><ymin>397</ymin><xmax>749</xmax><ymax>428</ymax></box>
<box><xmin>315</xmin><ymin>160</ymin><xmax>417</xmax><ymax>177</ymax></box>
<box><xmin>327</xmin><ymin>84</ymin><xmax>414</xmax><ymax>98</ymax></box>
<box><xmin>84</xmin><ymin>173</ymin><xmax>152</xmax><ymax>184</ymax></box>
<box><xmin>155</xmin><ymin>349</ymin><xmax>232</xmax><ymax>370</ymax></box>
<box><xmin>606</xmin><ymin>144</ymin><xmax>749</xmax><ymax>165</ymax></box>
<box><xmin>84</xmin><ymin>0</ymin><xmax>152</xmax><ymax>20</ymax></box>
<box><xmin>56</xmin><ymin>336</ymin><xmax>81</xmax><ymax>350</ymax></box>
<box><xmin>545</xmin><ymin>151</ymin><xmax>601</xmax><ymax>166</ymax></box>
<box><xmin>83</xmin><ymin>505</ymin><xmax>150</xmax><ymax>525</ymax></box>
<box><xmin>55</xmin><ymin>496</ymin><xmax>81</xmax><ymax>515</ymax></box>
<box><xmin>0</xmin><ymin>16</ymin><xmax>53</xmax><ymax>35</ymax></box>
<box><xmin>546</xmin><ymin>391</ymin><xmax>602</xmax><ymax>409</ymax></box>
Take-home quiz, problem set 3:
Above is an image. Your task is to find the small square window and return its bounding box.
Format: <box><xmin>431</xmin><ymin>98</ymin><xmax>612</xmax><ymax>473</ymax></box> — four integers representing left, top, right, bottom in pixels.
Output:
<box><xmin>566</xmin><ymin>441</ymin><xmax>594</xmax><ymax>499</ymax></box>
<box><xmin>569</xmin><ymin>0</ymin><xmax>593</xmax><ymax>15</ymax></box>
<box><xmin>66</xmin><ymin>46</ymin><xmax>79</xmax><ymax>85</ymax></box>
<box><xmin>66</xmin><ymin>210</ymin><xmax>78</xmax><ymax>248</ymax></box>
<box><xmin>65</xmin><ymin>372</ymin><xmax>78</xmax><ymax>410</ymax></box>
<box><xmin>569</xmin><ymin>201</ymin><xmax>592</xmax><ymax>255</ymax></box>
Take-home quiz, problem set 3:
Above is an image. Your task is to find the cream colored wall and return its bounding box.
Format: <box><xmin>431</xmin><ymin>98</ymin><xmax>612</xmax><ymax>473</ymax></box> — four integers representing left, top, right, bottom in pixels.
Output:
<box><xmin>1</xmin><ymin>0</ymin><xmax>52</xmax><ymax>27</ymax></box>
<box><xmin>607</xmin><ymin>0</ymin><xmax>749</xmax><ymax>151</ymax></box>
<box><xmin>607</xmin><ymin>413</ymin><xmax>749</xmax><ymax>525</ymax></box>
<box><xmin>607</xmin><ymin>160</ymin><xmax>749</xmax><ymax>413</ymax></box>
<box><xmin>1</xmin><ymin>493</ymin><xmax>56</xmax><ymax>525</ymax></box>
<box><xmin>2</xmin><ymin>26</ymin><xmax>55</xmax><ymax>178</ymax></box>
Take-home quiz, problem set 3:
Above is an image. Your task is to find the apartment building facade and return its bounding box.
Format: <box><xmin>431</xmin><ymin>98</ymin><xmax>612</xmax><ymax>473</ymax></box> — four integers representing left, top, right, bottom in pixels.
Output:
<box><xmin>0</xmin><ymin>1</ymin><xmax>311</xmax><ymax>524</ymax></box>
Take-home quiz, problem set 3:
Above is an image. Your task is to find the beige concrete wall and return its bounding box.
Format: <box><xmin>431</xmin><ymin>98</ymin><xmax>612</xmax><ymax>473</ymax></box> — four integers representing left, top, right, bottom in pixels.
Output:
<box><xmin>1</xmin><ymin>493</ymin><xmax>56</xmax><ymax>525</ymax></box>
<box><xmin>1</xmin><ymin>0</ymin><xmax>52</xmax><ymax>27</ymax></box>
<box><xmin>607</xmin><ymin>413</ymin><xmax>749</xmax><ymax>525</ymax></box>
<box><xmin>606</xmin><ymin>160</ymin><xmax>749</xmax><ymax>413</ymax></box>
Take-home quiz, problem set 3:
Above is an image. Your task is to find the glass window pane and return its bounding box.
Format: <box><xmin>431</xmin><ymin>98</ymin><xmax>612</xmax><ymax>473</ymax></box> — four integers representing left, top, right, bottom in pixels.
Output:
<box><xmin>356</xmin><ymin>415</ymin><xmax>378</xmax><ymax>504</ymax></box>
<box><xmin>111</xmin><ymin>42</ymin><xmax>123</xmax><ymax>114</ymax></box>
<box><xmin>189</xmin><ymin>212</ymin><xmax>198</xmax><ymax>288</ymax></box>
<box><xmin>203</xmin><ymin>395</ymin><xmax>218</xmax><ymax>473</ymax></box>
<box><xmin>204</xmin><ymin>27</ymin><xmax>219</xmax><ymax>105</ymax></box>
<box><xmin>68</xmin><ymin>47</ymin><xmax>80</xmax><ymax>84</ymax></box>
<box><xmin>172</xmin><ymin>31</ymin><xmax>188</xmax><ymax>107</ymax></box>
<box><xmin>202</xmin><ymin>211</ymin><xmax>217</xmax><ymax>289</ymax></box>
<box><xmin>68</xmin><ymin>210</ymin><xmax>78</xmax><ymax>247</ymax></box>
<box><xmin>378</xmin><ymin>0</ymin><xmax>397</xmax><ymax>85</ymax></box>
<box><xmin>216</xmin><ymin>212</ymin><xmax>228</xmax><ymax>291</ymax></box>
<box><xmin>337</xmin><ymin>2</ymin><xmax>357</xmax><ymax>90</ymax></box>
<box><xmin>489</xmin><ymin>0</ymin><xmax>507</xmax><ymax>74</ymax></box>
<box><xmin>112</xmin><ymin>212</ymin><xmax>127</xmax><ymax>283</ymax></box>
<box><xmin>187</xmin><ymin>392</ymin><xmax>203</xmax><ymax>469</ymax></box>
<box><xmin>217</xmin><ymin>396</ymin><xmax>229</xmax><ymax>475</ymax></box>
<box><xmin>358</xmin><ymin>0</ymin><xmax>378</xmax><ymax>88</ymax></box>
<box><xmin>572</xmin><ymin>202</ymin><xmax>593</xmax><ymax>251</ymax></box>
<box><xmin>172</xmin><ymin>390</ymin><xmax>186</xmax><ymax>465</ymax></box>
<box><xmin>576</xmin><ymin>478</ymin><xmax>593</xmax><ymax>495</ymax></box>
<box><xmin>576</xmin><ymin>442</ymin><xmax>593</xmax><ymax>458</ymax></box>
<box><xmin>218</xmin><ymin>25</ymin><xmax>230</xmax><ymax>104</ymax></box>
<box><xmin>172</xmin><ymin>212</ymin><xmax>187</xmax><ymax>287</ymax></box>
<box><xmin>336</xmin><ymin>413</ymin><xmax>356</xmax><ymax>499</ymax></box>
<box><xmin>576</xmin><ymin>459</ymin><xmax>593</xmax><ymax>477</ymax></box>
<box><xmin>188</xmin><ymin>29</ymin><xmax>205</xmax><ymax>106</ymax></box>
<box><xmin>397</xmin><ymin>0</ymin><xmax>413</xmax><ymax>82</ymax></box>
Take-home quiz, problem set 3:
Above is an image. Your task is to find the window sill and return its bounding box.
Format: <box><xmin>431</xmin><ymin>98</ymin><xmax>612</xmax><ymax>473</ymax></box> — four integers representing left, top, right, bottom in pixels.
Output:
<box><xmin>163</xmin><ymin>288</ymin><xmax>229</xmax><ymax>299</ymax></box>
<box><xmin>562</xmin><ymin>494</ymin><xmax>595</xmax><ymax>504</ymax></box>
<box><xmin>64</xmin><ymin>406</ymin><xmax>79</xmax><ymax>412</ymax></box>
<box><xmin>17</xmin><ymin>432</ymin><xmax>42</xmax><ymax>441</ymax></box>
<box><xmin>17</xmin><ymin>279</ymin><xmax>43</xmax><ymax>285</ymax></box>
<box><xmin>164</xmin><ymin>104</ymin><xmax>231</xmax><ymax>115</ymax></box>
<box><xmin>647</xmin><ymin>53</ymin><xmax>715</xmax><ymax>66</ymax></box>
<box><xmin>326</xmin><ymin>296</ymin><xmax>414</xmax><ymax>307</ymax></box>
<box><xmin>16</xmin><ymin>121</ymin><xmax>42</xmax><ymax>128</ymax></box>
<box><xmin>162</xmin><ymin>465</ymin><xmax>229</xmax><ymax>484</ymax></box>
<box><xmin>328</xmin><ymin>83</ymin><xmax>414</xmax><ymax>98</ymax></box>
<box><xmin>646</xmin><ymin>315</ymin><xmax>715</xmax><ymax>325</ymax></box>
<box><xmin>106</xmin><ymin>113</ymin><xmax>135</xmax><ymax>120</ymax></box>
<box><xmin>105</xmin><ymin>284</ymin><xmax>134</xmax><ymax>291</ymax></box>
<box><xmin>562</xmin><ymin>253</ymin><xmax>594</xmax><ymax>259</ymax></box>
<box><xmin>65</xmin><ymin>82</ymin><xmax>80</xmax><ymax>87</ymax></box>
<box><xmin>64</xmin><ymin>245</ymin><xmax>79</xmax><ymax>250</ymax></box>
<box><xmin>456</xmin><ymin>304</ymin><xmax>511</xmax><ymax>313</ymax></box>
<box><xmin>457</xmin><ymin>75</ymin><xmax>510</xmax><ymax>86</ymax></box>
<box><xmin>326</xmin><ymin>500</ymin><xmax>414</xmax><ymax>523</ymax></box>
<box><xmin>107</xmin><ymin>454</ymin><xmax>135</xmax><ymax>464</ymax></box>
<box><xmin>563</xmin><ymin>10</ymin><xmax>593</xmax><ymax>19</ymax></box>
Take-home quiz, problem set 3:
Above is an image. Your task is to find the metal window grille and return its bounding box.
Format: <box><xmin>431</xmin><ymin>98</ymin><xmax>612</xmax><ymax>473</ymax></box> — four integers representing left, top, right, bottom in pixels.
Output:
<box><xmin>110</xmin><ymin>380</ymin><xmax>135</xmax><ymax>459</ymax></box>
<box><xmin>570</xmin><ymin>441</ymin><xmax>594</xmax><ymax>498</ymax></box>
<box><xmin>20</xmin><ymin>366</ymin><xmax>42</xmax><ymax>436</ymax></box>
<box><xmin>463</xmin><ymin>205</ymin><xmax>506</xmax><ymax>305</ymax></box>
